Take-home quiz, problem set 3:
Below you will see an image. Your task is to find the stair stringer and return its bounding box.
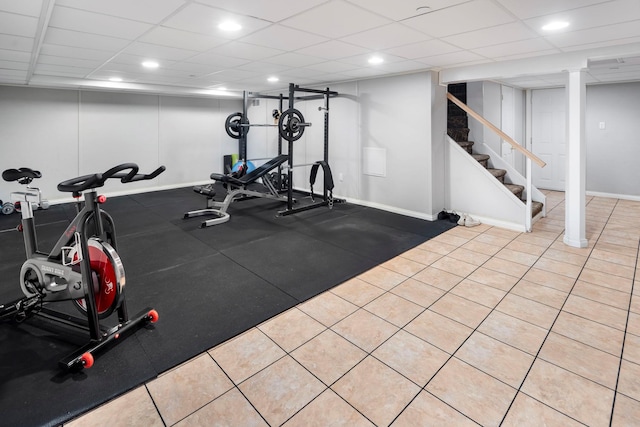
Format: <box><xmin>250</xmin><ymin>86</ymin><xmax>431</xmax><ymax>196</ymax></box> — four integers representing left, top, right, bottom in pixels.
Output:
<box><xmin>473</xmin><ymin>142</ymin><xmax>547</xmax><ymax>217</ymax></box>
<box><xmin>445</xmin><ymin>136</ymin><xmax>528</xmax><ymax>232</ymax></box>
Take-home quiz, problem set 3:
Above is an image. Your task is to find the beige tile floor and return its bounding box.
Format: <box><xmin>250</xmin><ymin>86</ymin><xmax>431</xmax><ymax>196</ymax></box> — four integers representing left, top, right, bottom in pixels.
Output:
<box><xmin>67</xmin><ymin>191</ymin><xmax>640</xmax><ymax>427</ymax></box>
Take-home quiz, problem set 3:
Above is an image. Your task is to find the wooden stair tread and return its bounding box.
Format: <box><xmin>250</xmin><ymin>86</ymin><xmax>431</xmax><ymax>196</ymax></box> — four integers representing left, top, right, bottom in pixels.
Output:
<box><xmin>472</xmin><ymin>154</ymin><xmax>490</xmax><ymax>162</ymax></box>
<box><xmin>532</xmin><ymin>201</ymin><xmax>543</xmax><ymax>217</ymax></box>
<box><xmin>504</xmin><ymin>183</ymin><xmax>524</xmax><ymax>194</ymax></box>
<box><xmin>487</xmin><ymin>168</ymin><xmax>506</xmax><ymax>178</ymax></box>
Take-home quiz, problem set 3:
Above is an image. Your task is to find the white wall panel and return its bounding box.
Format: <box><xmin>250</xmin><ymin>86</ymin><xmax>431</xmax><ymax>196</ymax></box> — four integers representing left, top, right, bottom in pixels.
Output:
<box><xmin>357</xmin><ymin>73</ymin><xmax>431</xmax><ymax>213</ymax></box>
<box><xmin>586</xmin><ymin>82</ymin><xmax>640</xmax><ymax>196</ymax></box>
<box><xmin>0</xmin><ymin>86</ymin><xmax>78</xmax><ymax>202</ymax></box>
<box><xmin>159</xmin><ymin>96</ymin><xmax>224</xmax><ymax>184</ymax></box>
<box><xmin>79</xmin><ymin>91</ymin><xmax>160</xmax><ymax>193</ymax></box>
<box><xmin>0</xmin><ymin>86</ymin><xmax>242</xmax><ymax>203</ymax></box>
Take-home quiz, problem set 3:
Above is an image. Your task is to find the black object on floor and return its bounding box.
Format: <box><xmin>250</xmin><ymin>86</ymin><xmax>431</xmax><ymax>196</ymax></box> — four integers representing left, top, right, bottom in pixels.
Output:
<box><xmin>0</xmin><ymin>187</ymin><xmax>456</xmax><ymax>427</ymax></box>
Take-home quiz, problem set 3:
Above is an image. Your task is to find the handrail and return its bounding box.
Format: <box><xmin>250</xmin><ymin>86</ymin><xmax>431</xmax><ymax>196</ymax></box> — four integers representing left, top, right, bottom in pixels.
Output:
<box><xmin>447</xmin><ymin>92</ymin><xmax>546</xmax><ymax>168</ymax></box>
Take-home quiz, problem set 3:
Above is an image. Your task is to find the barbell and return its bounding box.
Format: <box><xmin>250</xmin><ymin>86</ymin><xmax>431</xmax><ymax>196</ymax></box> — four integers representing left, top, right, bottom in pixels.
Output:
<box><xmin>224</xmin><ymin>108</ymin><xmax>311</xmax><ymax>142</ymax></box>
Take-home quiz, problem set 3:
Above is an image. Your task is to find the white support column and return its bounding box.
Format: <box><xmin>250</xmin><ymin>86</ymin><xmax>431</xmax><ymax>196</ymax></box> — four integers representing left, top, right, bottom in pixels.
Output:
<box><xmin>563</xmin><ymin>70</ymin><xmax>588</xmax><ymax>248</ymax></box>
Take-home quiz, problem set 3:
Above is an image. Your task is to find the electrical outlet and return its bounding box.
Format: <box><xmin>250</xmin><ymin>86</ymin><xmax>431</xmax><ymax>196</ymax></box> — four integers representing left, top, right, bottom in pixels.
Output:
<box><xmin>339</xmin><ymin>173</ymin><xmax>343</xmax><ymax>182</ymax></box>
<box><xmin>599</xmin><ymin>121</ymin><xmax>606</xmax><ymax>129</ymax></box>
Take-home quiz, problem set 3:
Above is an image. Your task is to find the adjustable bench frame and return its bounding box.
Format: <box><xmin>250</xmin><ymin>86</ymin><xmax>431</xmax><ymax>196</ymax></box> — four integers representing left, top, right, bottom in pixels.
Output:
<box><xmin>184</xmin><ymin>154</ymin><xmax>290</xmax><ymax>227</ymax></box>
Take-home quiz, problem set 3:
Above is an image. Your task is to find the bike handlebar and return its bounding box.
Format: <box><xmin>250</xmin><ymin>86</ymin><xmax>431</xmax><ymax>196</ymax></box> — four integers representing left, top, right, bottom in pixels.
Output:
<box><xmin>57</xmin><ymin>163</ymin><xmax>166</xmax><ymax>194</ymax></box>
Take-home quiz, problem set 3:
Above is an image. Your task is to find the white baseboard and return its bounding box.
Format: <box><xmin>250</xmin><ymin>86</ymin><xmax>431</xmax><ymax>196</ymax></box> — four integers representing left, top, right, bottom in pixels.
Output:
<box><xmin>45</xmin><ymin>180</ymin><xmax>211</xmax><ymax>205</ymax></box>
<box><xmin>586</xmin><ymin>191</ymin><xmax>640</xmax><ymax>202</ymax></box>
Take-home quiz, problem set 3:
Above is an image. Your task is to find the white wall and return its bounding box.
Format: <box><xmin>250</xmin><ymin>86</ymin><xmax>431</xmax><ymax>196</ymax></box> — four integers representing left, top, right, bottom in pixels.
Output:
<box><xmin>482</xmin><ymin>81</ymin><xmax>502</xmax><ymax>155</ymax></box>
<box><xmin>586</xmin><ymin>82</ymin><xmax>640</xmax><ymax>197</ymax></box>
<box><xmin>466</xmin><ymin>81</ymin><xmax>484</xmax><ymax>145</ymax></box>
<box><xmin>356</xmin><ymin>73</ymin><xmax>435</xmax><ymax>216</ymax></box>
<box><xmin>0</xmin><ymin>86</ymin><xmax>79</xmax><ymax>202</ymax></box>
<box><xmin>0</xmin><ymin>86</ymin><xmax>241</xmax><ymax>202</ymax></box>
<box><xmin>247</xmin><ymin>73</ymin><xmax>441</xmax><ymax>219</ymax></box>
<box><xmin>2</xmin><ymin>72</ymin><xmax>443</xmax><ymax>218</ymax></box>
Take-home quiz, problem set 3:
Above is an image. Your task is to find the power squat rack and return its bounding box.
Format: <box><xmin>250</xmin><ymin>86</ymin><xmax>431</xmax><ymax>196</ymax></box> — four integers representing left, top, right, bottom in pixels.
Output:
<box><xmin>225</xmin><ymin>83</ymin><xmax>344</xmax><ymax>217</ymax></box>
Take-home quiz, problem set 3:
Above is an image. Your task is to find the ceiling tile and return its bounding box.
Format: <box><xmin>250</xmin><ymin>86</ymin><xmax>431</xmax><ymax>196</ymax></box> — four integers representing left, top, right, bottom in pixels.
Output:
<box><xmin>195</xmin><ymin>0</ymin><xmax>330</xmax><ymax>23</ymax></box>
<box><xmin>0</xmin><ymin>48</ymin><xmax>30</xmax><ymax>63</ymax></box>
<box><xmin>187</xmin><ymin>51</ymin><xmax>249</xmax><ymax>68</ymax></box>
<box><xmin>35</xmin><ymin>63</ymin><xmax>94</xmax><ymax>77</ymax></box>
<box><xmin>132</xmin><ymin>74</ymin><xmax>193</xmax><ymax>84</ymax></box>
<box><xmin>340</xmin><ymin>52</ymin><xmax>407</xmax><ymax>67</ymax></box>
<box><xmin>340</xmin><ymin>66</ymin><xmax>389</xmax><ymax>79</ymax></box>
<box><xmin>0</xmin><ymin>0</ymin><xmax>43</xmax><ymax>17</ymax></box>
<box><xmin>341</xmin><ymin>23</ymin><xmax>431</xmax><ymax>51</ymax></box>
<box><xmin>85</xmin><ymin>70</ymin><xmax>141</xmax><ymax>82</ymax></box>
<box><xmin>162</xmin><ymin>3</ymin><xmax>271</xmax><ymax>38</ymax></box>
<box><xmin>239</xmin><ymin>24</ymin><xmax>328</xmax><ymax>51</ymax></box>
<box><xmin>0</xmin><ymin>59</ymin><xmax>29</xmax><ymax>71</ymax></box>
<box><xmin>139</xmin><ymin>27</ymin><xmax>226</xmax><ymax>52</ymax></box>
<box><xmin>44</xmin><ymin>28</ymin><xmax>131</xmax><ymax>52</ymax></box>
<box><xmin>474</xmin><ymin>38</ymin><xmax>556</xmax><ymax>59</ymax></box>
<box><xmin>524</xmin><ymin>0</ymin><xmax>640</xmax><ymax>36</ymax></box>
<box><xmin>545</xmin><ymin>21</ymin><xmax>640</xmax><ymax>48</ymax></box>
<box><xmin>265</xmin><ymin>52</ymin><xmax>326</xmax><ymax>68</ymax></box>
<box><xmin>0</xmin><ymin>34</ymin><xmax>34</xmax><ymax>52</ymax></box>
<box><xmin>37</xmin><ymin>54</ymin><xmax>103</xmax><ymax>69</ymax></box>
<box><xmin>206</xmin><ymin>68</ymin><xmax>262</xmax><ymax>82</ymax></box>
<box><xmin>40</xmin><ymin>44</ymin><xmax>113</xmax><ymax>61</ymax></box>
<box><xmin>296</xmin><ymin>40</ymin><xmax>370</xmax><ymax>60</ymax></box>
<box><xmin>121</xmin><ymin>42</ymin><xmax>199</xmax><ymax>61</ymax></box>
<box><xmin>40</xmin><ymin>44</ymin><xmax>115</xmax><ymax>61</ymax></box>
<box><xmin>303</xmin><ymin>61</ymin><xmax>359</xmax><ymax>74</ymax></box>
<box><xmin>164</xmin><ymin>61</ymin><xmax>226</xmax><ymax>76</ymax></box>
<box><xmin>281</xmin><ymin>1</ymin><xmax>392</xmax><ymax>38</ymax></box>
<box><xmin>208</xmin><ymin>41</ymin><xmax>285</xmax><ymax>61</ymax></box>
<box><xmin>495</xmin><ymin>0</ymin><xmax>610</xmax><ymax>20</ymax></box>
<box><xmin>49</xmin><ymin>6</ymin><xmax>153</xmax><ymax>40</ymax></box>
<box><xmin>345</xmin><ymin>0</ymin><xmax>469</xmax><ymax>21</ymax></box>
<box><xmin>403</xmin><ymin>0</ymin><xmax>516</xmax><ymax>38</ymax></box>
<box><xmin>54</xmin><ymin>0</ymin><xmax>187</xmax><ymax>24</ymax></box>
<box><xmin>443</xmin><ymin>22</ymin><xmax>539</xmax><ymax>50</ymax></box>
<box><xmin>379</xmin><ymin>60</ymin><xmax>430</xmax><ymax>74</ymax></box>
<box><xmin>494</xmin><ymin>48</ymin><xmax>561</xmax><ymax>61</ymax></box>
<box><xmin>0</xmin><ymin>68</ymin><xmax>27</xmax><ymax>80</ymax></box>
<box><xmin>178</xmin><ymin>75</ymin><xmax>227</xmax><ymax>87</ymax></box>
<box><xmin>0</xmin><ymin>11</ymin><xmax>39</xmax><ymax>37</ymax></box>
<box><xmin>416</xmin><ymin>50</ymin><xmax>486</xmax><ymax>67</ymax></box>
<box><xmin>237</xmin><ymin>61</ymin><xmax>290</xmax><ymax>74</ymax></box>
<box><xmin>278</xmin><ymin>67</ymin><xmax>325</xmax><ymax>79</ymax></box>
<box><xmin>108</xmin><ymin>53</ymin><xmax>177</xmax><ymax>68</ymax></box>
<box><xmin>561</xmin><ymin>36</ymin><xmax>640</xmax><ymax>52</ymax></box>
<box><xmin>385</xmin><ymin>39</ymin><xmax>461</xmax><ymax>60</ymax></box>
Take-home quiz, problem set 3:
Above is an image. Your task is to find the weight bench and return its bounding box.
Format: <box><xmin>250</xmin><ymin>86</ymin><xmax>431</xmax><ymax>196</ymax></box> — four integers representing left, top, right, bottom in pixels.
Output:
<box><xmin>184</xmin><ymin>154</ymin><xmax>290</xmax><ymax>227</ymax></box>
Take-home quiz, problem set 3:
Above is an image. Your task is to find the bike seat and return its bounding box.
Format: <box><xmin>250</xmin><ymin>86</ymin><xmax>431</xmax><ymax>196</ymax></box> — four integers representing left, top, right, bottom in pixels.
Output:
<box><xmin>2</xmin><ymin>168</ymin><xmax>42</xmax><ymax>184</ymax></box>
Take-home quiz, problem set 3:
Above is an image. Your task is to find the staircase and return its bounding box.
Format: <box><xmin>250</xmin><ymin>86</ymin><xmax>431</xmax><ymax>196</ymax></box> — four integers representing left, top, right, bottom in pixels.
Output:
<box><xmin>447</xmin><ymin>84</ymin><xmax>543</xmax><ymax>219</ymax></box>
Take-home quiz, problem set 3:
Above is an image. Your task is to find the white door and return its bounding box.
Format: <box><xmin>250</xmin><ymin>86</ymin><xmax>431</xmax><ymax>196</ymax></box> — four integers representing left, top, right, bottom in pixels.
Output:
<box><xmin>531</xmin><ymin>88</ymin><xmax>565</xmax><ymax>190</ymax></box>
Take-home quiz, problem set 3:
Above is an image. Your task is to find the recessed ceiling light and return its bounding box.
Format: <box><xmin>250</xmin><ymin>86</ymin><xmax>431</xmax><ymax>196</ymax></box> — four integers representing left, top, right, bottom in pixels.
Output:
<box><xmin>368</xmin><ymin>56</ymin><xmax>384</xmax><ymax>65</ymax></box>
<box><xmin>142</xmin><ymin>60</ymin><xmax>159</xmax><ymax>69</ymax></box>
<box><xmin>218</xmin><ymin>21</ymin><xmax>242</xmax><ymax>32</ymax></box>
<box><xmin>542</xmin><ymin>21</ymin><xmax>569</xmax><ymax>31</ymax></box>
<box><xmin>416</xmin><ymin>6</ymin><xmax>431</xmax><ymax>12</ymax></box>
<box><xmin>267</xmin><ymin>76</ymin><xmax>279</xmax><ymax>83</ymax></box>
<box><xmin>109</xmin><ymin>77</ymin><xmax>123</xmax><ymax>82</ymax></box>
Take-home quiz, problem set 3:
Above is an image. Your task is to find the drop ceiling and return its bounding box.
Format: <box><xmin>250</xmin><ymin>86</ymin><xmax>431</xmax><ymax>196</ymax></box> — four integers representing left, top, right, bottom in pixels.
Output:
<box><xmin>0</xmin><ymin>0</ymin><xmax>639</xmax><ymax>95</ymax></box>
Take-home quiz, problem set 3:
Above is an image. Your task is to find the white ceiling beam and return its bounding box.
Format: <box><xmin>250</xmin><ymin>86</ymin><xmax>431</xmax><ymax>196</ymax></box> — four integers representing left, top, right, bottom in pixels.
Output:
<box><xmin>27</xmin><ymin>0</ymin><xmax>56</xmax><ymax>84</ymax></box>
<box><xmin>439</xmin><ymin>42</ymin><xmax>640</xmax><ymax>85</ymax></box>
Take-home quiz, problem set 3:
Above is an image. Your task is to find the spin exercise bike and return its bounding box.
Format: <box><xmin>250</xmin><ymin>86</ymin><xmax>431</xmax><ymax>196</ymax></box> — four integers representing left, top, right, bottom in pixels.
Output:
<box><xmin>0</xmin><ymin>163</ymin><xmax>165</xmax><ymax>370</ymax></box>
